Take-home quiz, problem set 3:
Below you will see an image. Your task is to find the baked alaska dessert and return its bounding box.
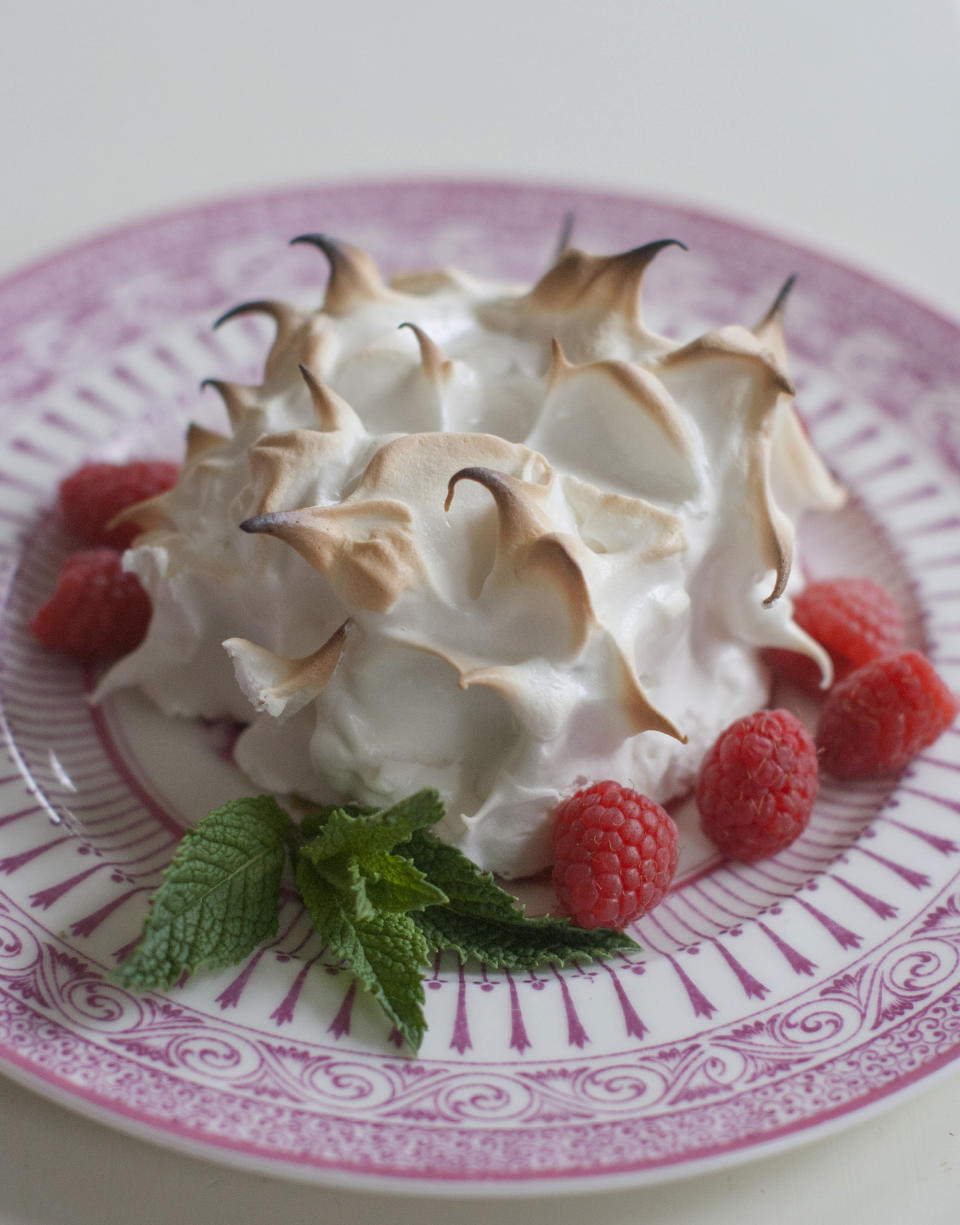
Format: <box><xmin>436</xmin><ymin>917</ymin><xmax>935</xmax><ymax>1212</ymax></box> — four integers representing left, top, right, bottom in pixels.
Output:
<box><xmin>97</xmin><ymin>233</ymin><xmax>845</xmax><ymax>879</ymax></box>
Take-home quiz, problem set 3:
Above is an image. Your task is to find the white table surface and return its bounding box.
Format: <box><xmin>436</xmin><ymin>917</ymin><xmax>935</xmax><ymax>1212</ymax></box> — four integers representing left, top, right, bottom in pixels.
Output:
<box><xmin>3</xmin><ymin>2</ymin><xmax>960</xmax><ymax>1221</ymax></box>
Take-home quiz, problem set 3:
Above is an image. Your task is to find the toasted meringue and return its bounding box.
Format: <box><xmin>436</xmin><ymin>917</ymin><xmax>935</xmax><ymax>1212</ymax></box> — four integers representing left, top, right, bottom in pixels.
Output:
<box><xmin>99</xmin><ymin>236</ymin><xmax>844</xmax><ymax>877</ymax></box>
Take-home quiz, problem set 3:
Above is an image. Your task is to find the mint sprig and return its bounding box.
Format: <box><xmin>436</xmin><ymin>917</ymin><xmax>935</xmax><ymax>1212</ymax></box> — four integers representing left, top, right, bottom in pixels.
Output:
<box><xmin>115</xmin><ymin>796</ymin><xmax>290</xmax><ymax>991</ymax></box>
<box><xmin>293</xmin><ymin>790</ymin><xmax>447</xmax><ymax>1049</ymax></box>
<box><xmin>117</xmin><ymin>788</ymin><xmax>641</xmax><ymax>1052</ymax></box>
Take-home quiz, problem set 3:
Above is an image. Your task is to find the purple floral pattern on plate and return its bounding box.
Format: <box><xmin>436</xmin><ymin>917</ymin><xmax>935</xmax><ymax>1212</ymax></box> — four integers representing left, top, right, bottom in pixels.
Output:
<box><xmin>0</xmin><ymin>180</ymin><xmax>959</xmax><ymax>1192</ymax></box>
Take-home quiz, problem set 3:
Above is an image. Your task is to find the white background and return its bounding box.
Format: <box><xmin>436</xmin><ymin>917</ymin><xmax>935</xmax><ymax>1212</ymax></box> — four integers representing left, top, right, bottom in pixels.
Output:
<box><xmin>2</xmin><ymin>2</ymin><xmax>960</xmax><ymax>1221</ymax></box>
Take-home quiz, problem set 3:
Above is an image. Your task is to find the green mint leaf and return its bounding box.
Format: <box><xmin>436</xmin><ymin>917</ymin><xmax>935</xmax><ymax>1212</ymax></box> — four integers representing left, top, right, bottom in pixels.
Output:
<box><xmin>300</xmin><ymin>789</ymin><xmax>444</xmax><ymax>864</ymax></box>
<box><xmin>298</xmin><ymin>802</ymin><xmax>376</xmax><ymax>844</ymax></box>
<box><xmin>298</xmin><ymin>792</ymin><xmax>447</xmax><ymax>920</ymax></box>
<box><xmin>398</xmin><ymin>829</ymin><xmax>527</xmax><ymax>923</ymax></box>
<box><xmin>400</xmin><ymin>829</ymin><xmax>641</xmax><ymax>968</ymax></box>
<box><xmin>411</xmin><ymin>905</ymin><xmax>640</xmax><ymax>970</ymax></box>
<box><xmin>297</xmin><ymin>856</ymin><xmax>430</xmax><ymax>1050</ymax></box>
<box><xmin>309</xmin><ymin>852</ymin><xmax>376</xmax><ymax>922</ymax></box>
<box><xmin>115</xmin><ymin>796</ymin><xmax>290</xmax><ymax>991</ymax></box>
<box><xmin>363</xmin><ymin>851</ymin><xmax>448</xmax><ymax>913</ymax></box>
<box><xmin>305</xmin><ymin>849</ymin><xmax>446</xmax><ymax>920</ymax></box>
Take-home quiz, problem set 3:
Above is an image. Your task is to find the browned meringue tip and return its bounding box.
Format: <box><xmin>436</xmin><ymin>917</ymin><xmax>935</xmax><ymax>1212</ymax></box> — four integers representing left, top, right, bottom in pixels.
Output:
<box><xmin>769</xmin><ymin>273</ymin><xmax>797</xmax><ymax>317</ymax></box>
<box><xmin>212</xmin><ymin>299</ymin><xmax>286</xmax><ymax>331</ymax></box>
<box><xmin>754</xmin><ymin>274</ymin><xmax>797</xmax><ymax>334</ymax></box>
<box><xmin>619</xmin><ymin>237</ymin><xmax>688</xmax><ymax>262</ymax></box>
<box><xmin>290</xmin><ymin>232</ymin><xmax>340</xmax><ymax>255</ymax></box>
<box><xmin>528</xmin><ymin>238</ymin><xmax>688</xmax><ymax>317</ymax></box>
<box><xmin>200</xmin><ymin>377</ymin><xmax>259</xmax><ymax>429</ymax></box>
<box><xmin>225</xmin><ymin>621</ymin><xmax>351</xmax><ymax>715</ymax></box>
<box><xmin>398</xmin><ymin>322</ymin><xmax>453</xmax><ymax>383</ymax></box>
<box><xmin>184</xmin><ymin>421</ymin><xmax>228</xmax><ymax>461</ymax></box>
<box><xmin>444</xmin><ymin>466</ymin><xmax>507</xmax><ymax>514</ymax></box>
<box><xmin>211</xmin><ymin>299</ymin><xmax>313</xmax><ymax>382</ymax></box>
<box><xmin>553</xmin><ymin>210</ymin><xmax>576</xmax><ymax>262</ymax></box>
<box><xmin>296</xmin><ymin>363</ymin><xmax>363</xmax><ymax>432</ymax></box>
<box><xmin>239</xmin><ymin>511</ymin><xmax>292</xmax><ymax>535</ymax></box>
<box><xmin>547</xmin><ymin>337</ymin><xmax>573</xmax><ymax>381</ymax></box>
<box><xmin>290</xmin><ymin>232</ymin><xmax>387</xmax><ymax>314</ymax></box>
<box><xmin>106</xmin><ymin>492</ymin><xmax>174</xmax><ymax>537</ymax></box>
<box><xmin>762</xmin><ymin>566</ymin><xmax>790</xmax><ymax>607</ymax></box>
<box><xmin>658</xmin><ymin>329</ymin><xmax>796</xmax><ymax>398</ymax></box>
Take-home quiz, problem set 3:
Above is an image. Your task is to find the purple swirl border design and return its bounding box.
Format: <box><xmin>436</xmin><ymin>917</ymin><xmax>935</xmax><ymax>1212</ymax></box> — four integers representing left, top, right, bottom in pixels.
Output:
<box><xmin>2</xmin><ymin>904</ymin><xmax>960</xmax><ymax>1182</ymax></box>
<box><xmin>0</xmin><ymin>180</ymin><xmax>959</xmax><ymax>1188</ymax></box>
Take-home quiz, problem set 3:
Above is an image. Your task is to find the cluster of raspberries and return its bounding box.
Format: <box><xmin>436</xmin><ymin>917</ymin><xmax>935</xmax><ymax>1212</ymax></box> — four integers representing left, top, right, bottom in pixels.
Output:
<box><xmin>29</xmin><ymin>461</ymin><xmax>177</xmax><ymax>660</ymax></box>
<box><xmin>552</xmin><ymin>578</ymin><xmax>958</xmax><ymax>930</ymax></box>
<box><xmin>27</xmin><ymin>466</ymin><xmax>959</xmax><ymax>934</ymax></box>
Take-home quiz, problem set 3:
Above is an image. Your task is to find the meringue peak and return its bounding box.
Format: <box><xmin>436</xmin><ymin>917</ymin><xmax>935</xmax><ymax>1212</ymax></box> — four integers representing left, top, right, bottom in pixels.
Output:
<box><xmin>445</xmin><ymin>466</ymin><xmax>551</xmax><ymax>551</ymax></box>
<box><xmin>753</xmin><ymin>274</ymin><xmax>797</xmax><ymax>343</ymax></box>
<box><xmin>290</xmin><ymin>233</ymin><xmax>392</xmax><ymax>316</ymax></box>
<box><xmin>241</xmin><ymin>498</ymin><xmax>422</xmax><ymax>613</ymax></box>
<box><xmin>225</xmin><ymin>621</ymin><xmax>349</xmax><ymax>719</ymax></box>
<box><xmin>526</xmin><ymin>239</ymin><xmax>687</xmax><ymax>321</ymax></box>
<box><xmin>184</xmin><ymin>422</ymin><xmax>229</xmax><ymax>462</ymax></box>
<box><xmin>398</xmin><ymin>321</ymin><xmax>454</xmax><ymax>385</ymax></box>
<box><xmin>297</xmin><ymin>364</ymin><xmax>364</xmax><ymax>434</ymax></box>
<box><xmin>657</xmin><ymin>325</ymin><xmax>795</xmax><ymax>398</ymax></box>
<box><xmin>212</xmin><ymin>299</ymin><xmax>313</xmax><ymax>384</ymax></box>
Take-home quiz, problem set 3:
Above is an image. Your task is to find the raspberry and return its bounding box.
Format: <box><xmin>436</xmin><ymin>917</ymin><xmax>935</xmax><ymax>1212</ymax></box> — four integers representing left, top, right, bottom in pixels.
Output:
<box><xmin>696</xmin><ymin>709</ymin><xmax>818</xmax><ymax>862</ymax></box>
<box><xmin>59</xmin><ymin>460</ymin><xmax>179</xmax><ymax>550</ymax></box>
<box><xmin>29</xmin><ymin>549</ymin><xmax>152</xmax><ymax>660</ymax></box>
<box><xmin>551</xmin><ymin>781</ymin><xmax>678</xmax><ymax>929</ymax></box>
<box><xmin>817</xmin><ymin>651</ymin><xmax>959</xmax><ymax>778</ymax></box>
<box><xmin>765</xmin><ymin>577</ymin><xmax>905</xmax><ymax>694</ymax></box>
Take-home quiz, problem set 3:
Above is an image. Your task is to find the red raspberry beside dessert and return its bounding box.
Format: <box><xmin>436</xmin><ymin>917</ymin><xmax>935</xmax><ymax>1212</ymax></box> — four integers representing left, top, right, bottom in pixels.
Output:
<box><xmin>31</xmin><ymin>234</ymin><xmax>960</xmax><ymax>933</ymax></box>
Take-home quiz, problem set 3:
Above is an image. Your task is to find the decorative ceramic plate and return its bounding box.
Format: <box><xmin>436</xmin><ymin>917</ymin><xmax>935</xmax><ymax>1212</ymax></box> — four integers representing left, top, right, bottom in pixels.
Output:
<box><xmin>1</xmin><ymin>180</ymin><xmax>960</xmax><ymax>1195</ymax></box>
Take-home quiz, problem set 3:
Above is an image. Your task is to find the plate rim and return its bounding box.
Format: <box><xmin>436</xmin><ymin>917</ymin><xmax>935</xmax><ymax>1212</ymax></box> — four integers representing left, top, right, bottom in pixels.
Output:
<box><xmin>2</xmin><ymin>174</ymin><xmax>960</xmax><ymax>1194</ymax></box>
